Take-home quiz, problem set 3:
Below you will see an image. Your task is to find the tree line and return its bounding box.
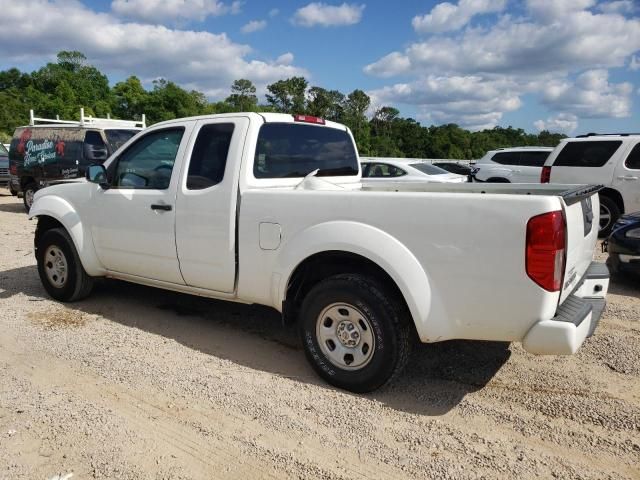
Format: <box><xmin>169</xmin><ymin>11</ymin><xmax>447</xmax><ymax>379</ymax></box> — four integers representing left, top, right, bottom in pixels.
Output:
<box><xmin>0</xmin><ymin>51</ymin><xmax>566</xmax><ymax>158</ymax></box>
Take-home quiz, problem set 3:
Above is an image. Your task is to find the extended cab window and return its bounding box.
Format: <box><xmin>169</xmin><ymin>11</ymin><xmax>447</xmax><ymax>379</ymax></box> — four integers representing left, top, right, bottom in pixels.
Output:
<box><xmin>112</xmin><ymin>128</ymin><xmax>184</xmax><ymax>189</ymax></box>
<box><xmin>625</xmin><ymin>143</ymin><xmax>640</xmax><ymax>170</ymax></box>
<box><xmin>253</xmin><ymin>123</ymin><xmax>358</xmax><ymax>178</ymax></box>
<box><xmin>553</xmin><ymin>141</ymin><xmax>622</xmax><ymax>167</ymax></box>
<box><xmin>187</xmin><ymin>123</ymin><xmax>234</xmax><ymax>189</ymax></box>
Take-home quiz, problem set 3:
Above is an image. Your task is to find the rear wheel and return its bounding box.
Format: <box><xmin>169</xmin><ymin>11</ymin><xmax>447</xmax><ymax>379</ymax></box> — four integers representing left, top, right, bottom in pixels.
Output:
<box><xmin>598</xmin><ymin>195</ymin><xmax>620</xmax><ymax>237</ymax></box>
<box><xmin>36</xmin><ymin>228</ymin><xmax>94</xmax><ymax>302</ymax></box>
<box><xmin>299</xmin><ymin>274</ymin><xmax>412</xmax><ymax>393</ymax></box>
<box><xmin>8</xmin><ymin>183</ymin><xmax>17</xmax><ymax>196</ymax></box>
<box><xmin>486</xmin><ymin>177</ymin><xmax>510</xmax><ymax>183</ymax></box>
<box><xmin>23</xmin><ymin>182</ymin><xmax>37</xmax><ymax>212</ymax></box>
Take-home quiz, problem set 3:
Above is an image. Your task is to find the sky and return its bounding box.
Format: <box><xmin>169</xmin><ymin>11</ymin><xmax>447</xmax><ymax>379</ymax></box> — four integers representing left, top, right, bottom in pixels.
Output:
<box><xmin>0</xmin><ymin>0</ymin><xmax>639</xmax><ymax>135</ymax></box>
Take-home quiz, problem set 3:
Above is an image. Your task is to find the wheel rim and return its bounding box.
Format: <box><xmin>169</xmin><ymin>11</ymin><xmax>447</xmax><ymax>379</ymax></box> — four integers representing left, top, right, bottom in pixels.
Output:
<box><xmin>316</xmin><ymin>303</ymin><xmax>375</xmax><ymax>370</ymax></box>
<box><xmin>600</xmin><ymin>204</ymin><xmax>611</xmax><ymax>231</ymax></box>
<box><xmin>44</xmin><ymin>245</ymin><xmax>68</xmax><ymax>288</ymax></box>
<box><xmin>25</xmin><ymin>189</ymin><xmax>34</xmax><ymax>208</ymax></box>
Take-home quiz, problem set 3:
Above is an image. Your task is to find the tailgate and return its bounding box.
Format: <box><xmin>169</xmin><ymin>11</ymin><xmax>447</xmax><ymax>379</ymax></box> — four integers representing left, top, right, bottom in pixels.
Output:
<box><xmin>559</xmin><ymin>186</ymin><xmax>602</xmax><ymax>302</ymax></box>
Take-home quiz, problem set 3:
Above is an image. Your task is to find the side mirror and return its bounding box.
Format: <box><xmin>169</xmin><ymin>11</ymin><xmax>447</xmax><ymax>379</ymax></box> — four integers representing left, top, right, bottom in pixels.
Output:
<box><xmin>86</xmin><ymin>164</ymin><xmax>109</xmax><ymax>189</ymax></box>
<box><xmin>84</xmin><ymin>144</ymin><xmax>108</xmax><ymax>162</ymax></box>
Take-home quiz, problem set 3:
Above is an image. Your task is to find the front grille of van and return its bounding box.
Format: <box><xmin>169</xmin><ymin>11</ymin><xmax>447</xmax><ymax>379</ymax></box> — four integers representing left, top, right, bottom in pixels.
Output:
<box><xmin>0</xmin><ymin>168</ymin><xmax>9</xmax><ymax>176</ymax></box>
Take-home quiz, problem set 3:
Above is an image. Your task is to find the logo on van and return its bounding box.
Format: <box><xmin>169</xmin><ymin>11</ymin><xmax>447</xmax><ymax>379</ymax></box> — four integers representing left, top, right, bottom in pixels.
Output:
<box><xmin>17</xmin><ymin>129</ymin><xmax>65</xmax><ymax>166</ymax></box>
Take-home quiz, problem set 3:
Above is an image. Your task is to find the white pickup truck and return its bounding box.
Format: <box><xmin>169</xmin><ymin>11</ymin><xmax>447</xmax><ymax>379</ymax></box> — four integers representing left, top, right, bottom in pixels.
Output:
<box><xmin>29</xmin><ymin>113</ymin><xmax>609</xmax><ymax>392</ymax></box>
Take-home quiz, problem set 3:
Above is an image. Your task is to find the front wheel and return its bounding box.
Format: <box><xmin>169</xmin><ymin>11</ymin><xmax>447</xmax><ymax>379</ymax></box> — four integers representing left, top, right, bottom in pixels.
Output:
<box><xmin>8</xmin><ymin>183</ymin><xmax>18</xmax><ymax>196</ymax></box>
<box><xmin>299</xmin><ymin>274</ymin><xmax>412</xmax><ymax>393</ymax></box>
<box><xmin>598</xmin><ymin>195</ymin><xmax>620</xmax><ymax>237</ymax></box>
<box><xmin>36</xmin><ymin>228</ymin><xmax>94</xmax><ymax>302</ymax></box>
<box><xmin>23</xmin><ymin>182</ymin><xmax>37</xmax><ymax>212</ymax></box>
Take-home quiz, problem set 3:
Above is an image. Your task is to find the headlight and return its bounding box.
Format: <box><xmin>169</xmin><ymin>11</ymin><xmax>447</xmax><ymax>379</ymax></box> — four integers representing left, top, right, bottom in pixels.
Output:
<box><xmin>625</xmin><ymin>228</ymin><xmax>640</xmax><ymax>238</ymax></box>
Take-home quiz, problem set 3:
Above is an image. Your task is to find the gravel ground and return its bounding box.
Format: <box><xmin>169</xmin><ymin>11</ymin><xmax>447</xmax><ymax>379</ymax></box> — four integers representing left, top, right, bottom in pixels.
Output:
<box><xmin>0</xmin><ymin>191</ymin><xmax>638</xmax><ymax>480</ymax></box>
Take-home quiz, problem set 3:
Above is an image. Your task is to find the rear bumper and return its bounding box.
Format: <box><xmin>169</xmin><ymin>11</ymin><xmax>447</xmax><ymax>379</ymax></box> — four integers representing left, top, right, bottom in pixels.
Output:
<box><xmin>522</xmin><ymin>262</ymin><xmax>609</xmax><ymax>355</ymax></box>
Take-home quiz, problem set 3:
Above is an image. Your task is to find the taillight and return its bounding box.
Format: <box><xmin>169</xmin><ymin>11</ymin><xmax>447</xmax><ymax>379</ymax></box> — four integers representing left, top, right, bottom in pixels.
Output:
<box><xmin>526</xmin><ymin>210</ymin><xmax>565</xmax><ymax>292</ymax></box>
<box><xmin>9</xmin><ymin>164</ymin><xmax>17</xmax><ymax>175</ymax></box>
<box><xmin>293</xmin><ymin>114</ymin><xmax>325</xmax><ymax>125</ymax></box>
<box><xmin>541</xmin><ymin>165</ymin><xmax>551</xmax><ymax>183</ymax></box>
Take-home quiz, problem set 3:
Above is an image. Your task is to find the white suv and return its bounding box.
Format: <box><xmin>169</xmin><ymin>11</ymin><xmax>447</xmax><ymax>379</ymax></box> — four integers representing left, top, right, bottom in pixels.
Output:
<box><xmin>473</xmin><ymin>147</ymin><xmax>553</xmax><ymax>183</ymax></box>
<box><xmin>542</xmin><ymin>134</ymin><xmax>640</xmax><ymax>235</ymax></box>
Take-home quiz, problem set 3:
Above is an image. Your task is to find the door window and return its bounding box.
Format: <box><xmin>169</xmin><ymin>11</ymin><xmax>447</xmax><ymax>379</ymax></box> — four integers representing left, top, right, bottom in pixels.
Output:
<box><xmin>553</xmin><ymin>141</ymin><xmax>622</xmax><ymax>167</ymax></box>
<box><xmin>625</xmin><ymin>143</ymin><xmax>640</xmax><ymax>170</ymax></box>
<box><xmin>491</xmin><ymin>152</ymin><xmax>520</xmax><ymax>165</ymax></box>
<box><xmin>187</xmin><ymin>123</ymin><xmax>234</xmax><ymax>190</ymax></box>
<box><xmin>111</xmin><ymin>128</ymin><xmax>184</xmax><ymax>189</ymax></box>
<box><xmin>519</xmin><ymin>151</ymin><xmax>550</xmax><ymax>167</ymax></box>
<box><xmin>362</xmin><ymin>163</ymin><xmax>406</xmax><ymax>177</ymax></box>
<box><xmin>84</xmin><ymin>131</ymin><xmax>108</xmax><ymax>164</ymax></box>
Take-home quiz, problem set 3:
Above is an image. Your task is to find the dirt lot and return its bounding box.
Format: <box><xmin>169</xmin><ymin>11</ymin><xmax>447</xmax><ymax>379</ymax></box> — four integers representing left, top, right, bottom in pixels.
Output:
<box><xmin>0</xmin><ymin>192</ymin><xmax>638</xmax><ymax>480</ymax></box>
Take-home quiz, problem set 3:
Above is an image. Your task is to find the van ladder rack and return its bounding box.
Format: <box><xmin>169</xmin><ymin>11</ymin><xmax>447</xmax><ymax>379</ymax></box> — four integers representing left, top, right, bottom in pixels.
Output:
<box><xmin>29</xmin><ymin>108</ymin><xmax>146</xmax><ymax>129</ymax></box>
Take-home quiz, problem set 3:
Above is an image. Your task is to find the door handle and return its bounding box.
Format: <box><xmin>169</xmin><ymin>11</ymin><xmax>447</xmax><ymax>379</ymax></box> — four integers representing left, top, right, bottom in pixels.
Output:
<box><xmin>151</xmin><ymin>204</ymin><xmax>172</xmax><ymax>211</ymax></box>
<box><xmin>617</xmin><ymin>175</ymin><xmax>638</xmax><ymax>180</ymax></box>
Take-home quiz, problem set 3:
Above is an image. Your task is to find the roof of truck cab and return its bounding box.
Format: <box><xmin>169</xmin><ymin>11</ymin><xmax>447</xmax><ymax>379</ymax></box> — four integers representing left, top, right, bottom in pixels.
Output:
<box><xmin>150</xmin><ymin>112</ymin><xmax>347</xmax><ymax>131</ymax></box>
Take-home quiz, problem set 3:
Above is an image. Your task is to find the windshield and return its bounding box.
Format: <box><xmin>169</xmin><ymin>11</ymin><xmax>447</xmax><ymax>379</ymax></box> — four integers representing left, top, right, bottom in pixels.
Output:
<box><xmin>0</xmin><ymin>143</ymin><xmax>8</xmax><ymax>156</ymax></box>
<box><xmin>410</xmin><ymin>163</ymin><xmax>450</xmax><ymax>175</ymax></box>
<box><xmin>105</xmin><ymin>129</ymin><xmax>139</xmax><ymax>153</ymax></box>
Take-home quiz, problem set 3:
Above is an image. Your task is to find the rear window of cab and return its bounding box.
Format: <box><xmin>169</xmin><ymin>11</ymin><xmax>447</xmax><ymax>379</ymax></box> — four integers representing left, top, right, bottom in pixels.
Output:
<box><xmin>253</xmin><ymin>123</ymin><xmax>358</xmax><ymax>179</ymax></box>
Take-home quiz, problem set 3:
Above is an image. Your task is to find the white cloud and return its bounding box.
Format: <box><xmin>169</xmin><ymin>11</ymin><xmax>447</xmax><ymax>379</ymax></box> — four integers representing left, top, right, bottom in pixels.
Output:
<box><xmin>276</xmin><ymin>53</ymin><xmax>295</xmax><ymax>65</ymax></box>
<box><xmin>241</xmin><ymin>20</ymin><xmax>266</xmax><ymax>33</ymax></box>
<box><xmin>366</xmin><ymin>10</ymin><xmax>640</xmax><ymax>78</ymax></box>
<box><xmin>630</xmin><ymin>55</ymin><xmax>640</xmax><ymax>70</ymax></box>
<box><xmin>597</xmin><ymin>0</ymin><xmax>636</xmax><ymax>15</ymax></box>
<box><xmin>112</xmin><ymin>0</ymin><xmax>242</xmax><ymax>23</ymax></box>
<box><xmin>292</xmin><ymin>2</ymin><xmax>365</xmax><ymax>27</ymax></box>
<box><xmin>269</xmin><ymin>8</ymin><xmax>280</xmax><ymax>17</ymax></box>
<box><xmin>526</xmin><ymin>0</ymin><xmax>596</xmax><ymax>20</ymax></box>
<box><xmin>365</xmin><ymin>2</ymin><xmax>640</xmax><ymax>128</ymax></box>
<box><xmin>541</xmin><ymin>69</ymin><xmax>633</xmax><ymax>118</ymax></box>
<box><xmin>412</xmin><ymin>0</ymin><xmax>506</xmax><ymax>34</ymax></box>
<box><xmin>368</xmin><ymin>75</ymin><xmax>522</xmax><ymax>130</ymax></box>
<box><xmin>0</xmin><ymin>0</ymin><xmax>307</xmax><ymax>99</ymax></box>
<box><xmin>534</xmin><ymin>114</ymin><xmax>578</xmax><ymax>134</ymax></box>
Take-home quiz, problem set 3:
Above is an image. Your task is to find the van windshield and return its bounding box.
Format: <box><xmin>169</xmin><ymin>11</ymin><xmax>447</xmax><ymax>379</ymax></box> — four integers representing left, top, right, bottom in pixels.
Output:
<box><xmin>105</xmin><ymin>129</ymin><xmax>139</xmax><ymax>153</ymax></box>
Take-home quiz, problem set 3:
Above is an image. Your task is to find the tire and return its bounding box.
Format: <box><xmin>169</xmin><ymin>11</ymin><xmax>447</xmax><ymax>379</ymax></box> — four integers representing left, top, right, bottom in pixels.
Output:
<box><xmin>486</xmin><ymin>177</ymin><xmax>510</xmax><ymax>183</ymax></box>
<box><xmin>598</xmin><ymin>195</ymin><xmax>620</xmax><ymax>237</ymax></box>
<box><xmin>299</xmin><ymin>274</ymin><xmax>412</xmax><ymax>393</ymax></box>
<box><xmin>36</xmin><ymin>228</ymin><xmax>94</xmax><ymax>302</ymax></box>
<box><xmin>8</xmin><ymin>183</ymin><xmax>17</xmax><ymax>196</ymax></box>
<box><xmin>23</xmin><ymin>182</ymin><xmax>37</xmax><ymax>213</ymax></box>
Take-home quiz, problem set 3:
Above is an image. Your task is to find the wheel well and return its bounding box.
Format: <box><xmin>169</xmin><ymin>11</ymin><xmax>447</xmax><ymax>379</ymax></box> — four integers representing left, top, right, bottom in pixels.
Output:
<box><xmin>20</xmin><ymin>176</ymin><xmax>36</xmax><ymax>189</ymax></box>
<box><xmin>283</xmin><ymin>251</ymin><xmax>409</xmax><ymax>325</ymax></box>
<box><xmin>487</xmin><ymin>177</ymin><xmax>510</xmax><ymax>183</ymax></box>
<box><xmin>599</xmin><ymin>188</ymin><xmax>624</xmax><ymax>213</ymax></box>
<box><xmin>34</xmin><ymin>216</ymin><xmax>66</xmax><ymax>253</ymax></box>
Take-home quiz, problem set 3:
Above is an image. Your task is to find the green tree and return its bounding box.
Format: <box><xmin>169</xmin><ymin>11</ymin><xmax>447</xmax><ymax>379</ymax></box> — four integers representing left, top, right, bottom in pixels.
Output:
<box><xmin>306</xmin><ymin>87</ymin><xmax>344</xmax><ymax>121</ymax></box>
<box><xmin>225</xmin><ymin>79</ymin><xmax>258</xmax><ymax>112</ymax></box>
<box><xmin>112</xmin><ymin>76</ymin><xmax>148</xmax><ymax>120</ymax></box>
<box><xmin>266</xmin><ymin>76</ymin><xmax>308</xmax><ymax>113</ymax></box>
<box><xmin>343</xmin><ymin>89</ymin><xmax>371</xmax><ymax>154</ymax></box>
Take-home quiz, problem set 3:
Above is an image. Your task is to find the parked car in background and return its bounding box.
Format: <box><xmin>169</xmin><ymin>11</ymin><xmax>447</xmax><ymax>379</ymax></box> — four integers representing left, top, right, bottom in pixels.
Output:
<box><xmin>361</xmin><ymin>157</ymin><xmax>468</xmax><ymax>183</ymax></box>
<box><xmin>29</xmin><ymin>112</ymin><xmax>608</xmax><ymax>392</ymax></box>
<box><xmin>542</xmin><ymin>133</ymin><xmax>640</xmax><ymax>235</ymax></box>
<box><xmin>10</xmin><ymin>109</ymin><xmax>145</xmax><ymax>211</ymax></box>
<box><xmin>432</xmin><ymin>161</ymin><xmax>473</xmax><ymax>177</ymax></box>
<box><xmin>0</xmin><ymin>143</ymin><xmax>9</xmax><ymax>190</ymax></box>
<box><xmin>604</xmin><ymin>212</ymin><xmax>640</xmax><ymax>276</ymax></box>
<box><xmin>473</xmin><ymin>147</ymin><xmax>553</xmax><ymax>183</ymax></box>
